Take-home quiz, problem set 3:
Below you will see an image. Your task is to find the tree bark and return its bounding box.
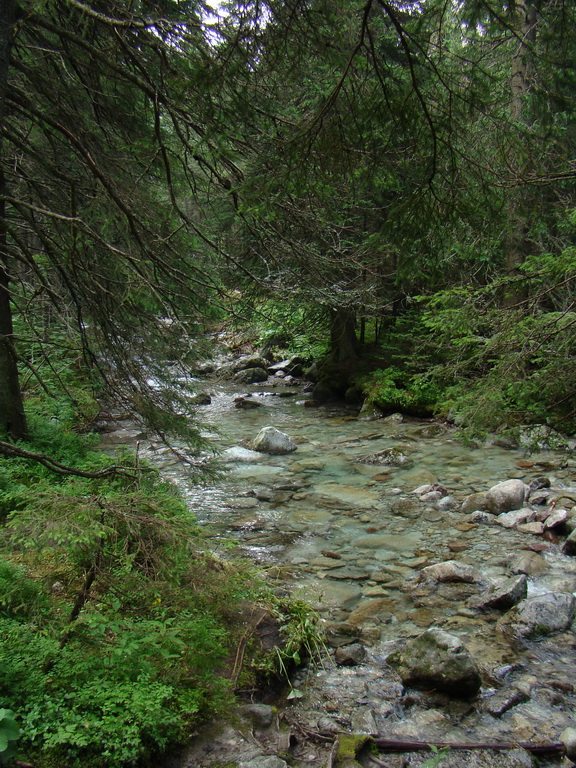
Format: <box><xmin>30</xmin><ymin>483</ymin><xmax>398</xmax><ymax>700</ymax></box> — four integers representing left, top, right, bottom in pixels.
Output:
<box><xmin>0</xmin><ymin>0</ymin><xmax>27</xmax><ymax>439</ymax></box>
<box><xmin>329</xmin><ymin>308</ymin><xmax>360</xmax><ymax>363</ymax></box>
<box><xmin>504</xmin><ymin>0</ymin><xmax>537</xmax><ymax>307</ymax></box>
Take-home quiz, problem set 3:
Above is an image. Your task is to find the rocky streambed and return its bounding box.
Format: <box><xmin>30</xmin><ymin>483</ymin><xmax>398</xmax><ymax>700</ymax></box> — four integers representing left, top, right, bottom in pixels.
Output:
<box><xmin>100</xmin><ymin>370</ymin><xmax>576</xmax><ymax>768</ymax></box>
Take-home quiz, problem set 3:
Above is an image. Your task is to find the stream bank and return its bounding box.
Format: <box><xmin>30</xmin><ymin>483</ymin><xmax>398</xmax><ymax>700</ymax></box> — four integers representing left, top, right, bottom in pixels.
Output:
<box><xmin>100</xmin><ymin>366</ymin><xmax>576</xmax><ymax>768</ymax></box>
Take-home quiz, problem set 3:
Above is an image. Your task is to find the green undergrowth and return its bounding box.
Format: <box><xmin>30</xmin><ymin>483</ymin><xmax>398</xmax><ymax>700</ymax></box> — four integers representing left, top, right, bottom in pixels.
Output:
<box><xmin>0</xmin><ymin>417</ymin><xmax>299</xmax><ymax>768</ymax></box>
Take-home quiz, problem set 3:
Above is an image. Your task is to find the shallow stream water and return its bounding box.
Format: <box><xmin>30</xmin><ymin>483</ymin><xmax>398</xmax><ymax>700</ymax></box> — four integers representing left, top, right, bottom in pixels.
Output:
<box><xmin>101</xmin><ymin>377</ymin><xmax>576</xmax><ymax>765</ymax></box>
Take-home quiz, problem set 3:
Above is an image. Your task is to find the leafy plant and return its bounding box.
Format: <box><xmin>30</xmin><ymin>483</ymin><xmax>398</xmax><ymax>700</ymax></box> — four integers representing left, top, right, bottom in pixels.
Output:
<box><xmin>0</xmin><ymin>708</ymin><xmax>19</xmax><ymax>766</ymax></box>
<box><xmin>420</xmin><ymin>745</ymin><xmax>450</xmax><ymax>768</ymax></box>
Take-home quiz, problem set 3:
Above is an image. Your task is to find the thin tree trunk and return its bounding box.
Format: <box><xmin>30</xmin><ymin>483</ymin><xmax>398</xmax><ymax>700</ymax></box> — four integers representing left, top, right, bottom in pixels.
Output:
<box><xmin>504</xmin><ymin>0</ymin><xmax>537</xmax><ymax>307</ymax></box>
<box><xmin>0</xmin><ymin>0</ymin><xmax>27</xmax><ymax>439</ymax></box>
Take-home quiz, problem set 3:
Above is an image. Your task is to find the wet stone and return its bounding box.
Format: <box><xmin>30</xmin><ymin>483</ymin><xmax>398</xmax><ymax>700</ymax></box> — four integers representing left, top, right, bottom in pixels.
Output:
<box><xmin>471</xmin><ymin>574</ymin><xmax>528</xmax><ymax>612</ymax></box>
<box><xmin>420</xmin><ymin>560</ymin><xmax>482</xmax><ymax>584</ymax></box>
<box><xmin>334</xmin><ymin>643</ymin><xmax>367</xmax><ymax>666</ymax></box>
<box><xmin>326</xmin><ymin>567</ymin><xmax>371</xmax><ymax>581</ymax></box>
<box><xmin>498</xmin><ymin>592</ymin><xmax>576</xmax><ymax>642</ymax></box>
<box><xmin>387</xmin><ymin>628</ymin><xmax>482</xmax><ymax>698</ymax></box>
<box><xmin>478</xmin><ymin>688</ymin><xmax>528</xmax><ymax>717</ymax></box>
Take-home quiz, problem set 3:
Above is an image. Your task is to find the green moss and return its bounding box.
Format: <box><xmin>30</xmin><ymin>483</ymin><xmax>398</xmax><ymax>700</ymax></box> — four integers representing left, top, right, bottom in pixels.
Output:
<box><xmin>336</xmin><ymin>734</ymin><xmax>370</xmax><ymax>764</ymax></box>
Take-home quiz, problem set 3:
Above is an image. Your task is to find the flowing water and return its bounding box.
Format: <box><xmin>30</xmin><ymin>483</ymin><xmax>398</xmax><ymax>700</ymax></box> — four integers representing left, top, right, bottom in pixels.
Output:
<box><xmin>101</xmin><ymin>377</ymin><xmax>576</xmax><ymax>762</ymax></box>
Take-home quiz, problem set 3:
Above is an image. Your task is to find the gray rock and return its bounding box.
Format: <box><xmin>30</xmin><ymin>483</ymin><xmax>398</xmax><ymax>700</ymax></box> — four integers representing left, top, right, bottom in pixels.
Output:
<box><xmin>560</xmin><ymin>727</ymin><xmax>576</xmax><ymax>762</ymax></box>
<box><xmin>239</xmin><ymin>757</ymin><xmax>288</xmax><ymax>768</ymax></box>
<box><xmin>234</xmin><ymin>396</ymin><xmax>263</xmax><ymax>409</ymax></box>
<box><xmin>335</xmin><ymin>643</ymin><xmax>367</xmax><ymax>666</ymax></box>
<box><xmin>387</xmin><ymin>628</ymin><xmax>482</xmax><ymax>698</ymax></box>
<box><xmin>234</xmin><ymin>354</ymin><xmax>271</xmax><ymax>371</ymax></box>
<box><xmin>479</xmin><ymin>688</ymin><xmax>528</xmax><ymax>717</ymax></box>
<box><xmin>469</xmin><ymin>510</ymin><xmax>494</xmax><ymax>525</ymax></box>
<box><xmin>423</xmin><ymin>749</ymin><xmax>535</xmax><ymax>768</ymax></box>
<box><xmin>390</xmin><ymin>498</ymin><xmax>422</xmax><ymax>518</ymax></box>
<box><xmin>485</xmin><ymin>479</ymin><xmax>529</xmax><ymax>514</ymax></box>
<box><xmin>472</xmin><ymin>575</ymin><xmax>528</xmax><ymax>611</ymax></box>
<box><xmin>355</xmin><ymin>448</ymin><xmax>413</xmax><ymax>468</ymax></box>
<box><xmin>496</xmin><ymin>508</ymin><xmax>535</xmax><ymax>528</ymax></box>
<box><xmin>234</xmin><ymin>367</ymin><xmax>269</xmax><ymax>384</ymax></box>
<box><xmin>268</xmin><ymin>356</ymin><xmax>304</xmax><ymax>376</ymax></box>
<box><xmin>358</xmin><ymin>401</ymin><xmax>385</xmax><ymax>421</ymax></box>
<box><xmin>252</xmin><ymin>426</ymin><xmax>297</xmax><ymax>454</ymax></box>
<box><xmin>238</xmin><ymin>703</ymin><xmax>275</xmax><ymax>728</ymax></box>
<box><xmin>190</xmin><ymin>392</ymin><xmax>212</xmax><ymax>405</ymax></box>
<box><xmin>223</xmin><ymin>447</ymin><xmax>263</xmax><ymax>463</ymax></box>
<box><xmin>461</xmin><ymin>493</ymin><xmax>488</xmax><ymax>514</ymax></box>
<box><xmin>498</xmin><ymin>592</ymin><xmax>576</xmax><ymax>642</ymax></box>
<box><xmin>563</xmin><ymin>528</ymin><xmax>576</xmax><ymax>556</ymax></box>
<box><xmin>420</xmin><ymin>560</ymin><xmax>482</xmax><ymax>584</ymax></box>
<box><xmin>511</xmin><ymin>551</ymin><xmax>549</xmax><ymax>575</ymax></box>
<box><xmin>543</xmin><ymin>508</ymin><xmax>568</xmax><ymax>529</ymax></box>
<box><xmin>413</xmin><ymin>484</ymin><xmax>443</xmax><ymax>495</ymax></box>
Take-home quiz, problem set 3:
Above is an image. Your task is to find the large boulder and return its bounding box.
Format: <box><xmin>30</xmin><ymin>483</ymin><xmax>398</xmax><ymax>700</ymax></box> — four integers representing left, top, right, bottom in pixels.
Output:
<box><xmin>485</xmin><ymin>479</ymin><xmax>529</xmax><ymax>515</ymax></box>
<box><xmin>498</xmin><ymin>592</ymin><xmax>575</xmax><ymax>642</ymax></box>
<box><xmin>252</xmin><ymin>426</ymin><xmax>297</xmax><ymax>455</ymax></box>
<box><xmin>234</xmin><ymin>367</ymin><xmax>269</xmax><ymax>384</ymax></box>
<box><xmin>387</xmin><ymin>628</ymin><xmax>482</xmax><ymax>698</ymax></box>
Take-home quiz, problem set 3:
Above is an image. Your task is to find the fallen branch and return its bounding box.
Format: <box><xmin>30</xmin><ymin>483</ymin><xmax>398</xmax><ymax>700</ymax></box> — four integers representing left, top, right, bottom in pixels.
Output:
<box><xmin>0</xmin><ymin>439</ymin><xmax>143</xmax><ymax>478</ymax></box>
<box><xmin>371</xmin><ymin>737</ymin><xmax>565</xmax><ymax>757</ymax></box>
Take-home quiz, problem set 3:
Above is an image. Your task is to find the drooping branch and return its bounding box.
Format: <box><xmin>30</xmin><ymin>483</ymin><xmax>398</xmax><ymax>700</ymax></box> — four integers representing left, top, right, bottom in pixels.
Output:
<box><xmin>0</xmin><ymin>439</ymin><xmax>142</xmax><ymax>478</ymax></box>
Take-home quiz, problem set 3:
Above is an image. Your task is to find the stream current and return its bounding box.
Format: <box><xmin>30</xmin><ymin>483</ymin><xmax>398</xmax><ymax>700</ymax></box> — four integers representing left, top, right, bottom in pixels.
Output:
<box><xmin>101</xmin><ymin>376</ymin><xmax>576</xmax><ymax>765</ymax></box>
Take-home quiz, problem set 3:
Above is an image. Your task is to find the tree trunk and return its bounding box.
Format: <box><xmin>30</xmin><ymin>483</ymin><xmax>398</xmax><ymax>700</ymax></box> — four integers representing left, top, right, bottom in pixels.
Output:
<box><xmin>504</xmin><ymin>0</ymin><xmax>537</xmax><ymax>307</ymax></box>
<box><xmin>329</xmin><ymin>308</ymin><xmax>359</xmax><ymax>363</ymax></box>
<box><xmin>0</xmin><ymin>0</ymin><xmax>27</xmax><ymax>439</ymax></box>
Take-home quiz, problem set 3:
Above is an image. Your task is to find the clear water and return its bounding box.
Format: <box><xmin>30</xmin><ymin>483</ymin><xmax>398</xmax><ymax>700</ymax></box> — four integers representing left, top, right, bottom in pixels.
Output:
<box><xmin>100</xmin><ymin>379</ymin><xmax>576</xmax><ymax>747</ymax></box>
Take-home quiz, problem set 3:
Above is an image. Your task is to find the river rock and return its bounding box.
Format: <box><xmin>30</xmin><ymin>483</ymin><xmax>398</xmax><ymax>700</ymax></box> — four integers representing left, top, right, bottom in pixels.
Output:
<box><xmin>485</xmin><ymin>479</ymin><xmax>529</xmax><ymax>514</ymax></box>
<box><xmin>235</xmin><ymin>353</ymin><xmax>271</xmax><ymax>371</ymax></box>
<box><xmin>190</xmin><ymin>392</ymin><xmax>212</xmax><ymax>405</ymax></box>
<box><xmin>238</xmin><ymin>703</ymin><xmax>275</xmax><ymax>728</ymax></box>
<box><xmin>420</xmin><ymin>560</ymin><xmax>482</xmax><ymax>584</ymax></box>
<box><xmin>235</xmin><ymin>396</ymin><xmax>262</xmax><ymax>409</ymax></box>
<box><xmin>268</xmin><ymin>356</ymin><xmax>304</xmax><ymax>376</ymax></box>
<box><xmin>355</xmin><ymin>448</ymin><xmax>413</xmax><ymax>468</ymax></box>
<box><xmin>516</xmin><ymin>521</ymin><xmax>545</xmax><ymax>535</ymax></box>
<box><xmin>511</xmin><ymin>551</ymin><xmax>549</xmax><ymax>575</ymax></box>
<box><xmin>461</xmin><ymin>493</ymin><xmax>488</xmax><ymax>514</ymax></box>
<box><xmin>347</xmin><ymin>598</ymin><xmax>393</xmax><ymax>625</ymax></box>
<box><xmin>469</xmin><ymin>510</ymin><xmax>493</xmax><ymax>525</ymax></box>
<box><xmin>390</xmin><ymin>497</ymin><xmax>422</xmax><ymax>518</ymax></box>
<box><xmin>223</xmin><ymin>446</ymin><xmax>264</xmax><ymax>462</ymax></box>
<box><xmin>472</xmin><ymin>575</ymin><xmax>527</xmax><ymax>611</ymax></box>
<box><xmin>562</xmin><ymin>529</ymin><xmax>576</xmax><ymax>556</ymax></box>
<box><xmin>412</xmin><ymin>483</ymin><xmax>448</xmax><ymax>496</ymax></box>
<box><xmin>252</xmin><ymin>426</ymin><xmax>297</xmax><ymax>455</ymax></box>
<box><xmin>387</xmin><ymin>628</ymin><xmax>482</xmax><ymax>698</ymax></box>
<box><xmin>358</xmin><ymin>401</ymin><xmax>384</xmax><ymax>420</ymax></box>
<box><xmin>234</xmin><ymin>367</ymin><xmax>269</xmax><ymax>384</ymax></box>
<box><xmin>560</xmin><ymin>727</ymin><xmax>576</xmax><ymax>762</ymax></box>
<box><xmin>496</xmin><ymin>508</ymin><xmax>535</xmax><ymax>528</ymax></box>
<box><xmin>544</xmin><ymin>508</ymin><xmax>568</xmax><ymax>529</ymax></box>
<box><xmin>239</xmin><ymin>757</ymin><xmax>288</xmax><ymax>768</ymax></box>
<box><xmin>479</xmin><ymin>688</ymin><xmax>528</xmax><ymax>717</ymax></box>
<box><xmin>498</xmin><ymin>593</ymin><xmax>576</xmax><ymax>642</ymax></box>
<box><xmin>334</xmin><ymin>643</ymin><xmax>367</xmax><ymax>666</ymax></box>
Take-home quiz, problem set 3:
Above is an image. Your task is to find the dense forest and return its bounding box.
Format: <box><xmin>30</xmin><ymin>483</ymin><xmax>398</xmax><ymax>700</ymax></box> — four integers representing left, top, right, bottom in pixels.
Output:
<box><xmin>1</xmin><ymin>0</ymin><xmax>575</xmax><ymax>765</ymax></box>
